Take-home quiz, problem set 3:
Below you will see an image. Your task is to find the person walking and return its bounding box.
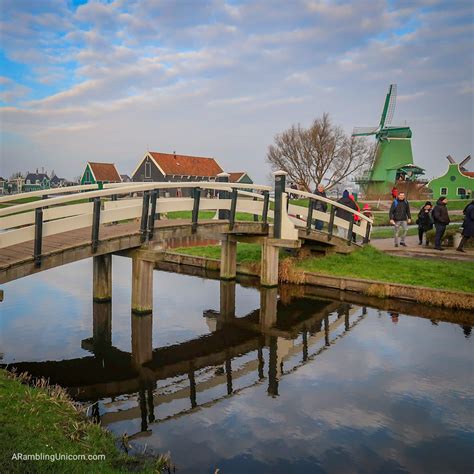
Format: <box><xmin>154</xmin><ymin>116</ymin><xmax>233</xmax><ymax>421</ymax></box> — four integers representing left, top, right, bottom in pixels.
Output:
<box><xmin>389</xmin><ymin>191</ymin><xmax>411</xmax><ymax>247</ymax></box>
<box><xmin>336</xmin><ymin>190</ymin><xmax>357</xmax><ymax>239</ymax></box>
<box><xmin>313</xmin><ymin>184</ymin><xmax>328</xmax><ymax>231</ymax></box>
<box><xmin>456</xmin><ymin>200</ymin><xmax>474</xmax><ymax>252</ymax></box>
<box><xmin>432</xmin><ymin>197</ymin><xmax>450</xmax><ymax>250</ymax></box>
<box><xmin>416</xmin><ymin>201</ymin><xmax>433</xmax><ymax>246</ymax></box>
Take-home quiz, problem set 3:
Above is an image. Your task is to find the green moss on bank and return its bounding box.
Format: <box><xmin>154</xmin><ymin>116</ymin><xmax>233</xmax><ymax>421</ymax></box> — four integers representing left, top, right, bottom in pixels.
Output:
<box><xmin>0</xmin><ymin>370</ymin><xmax>169</xmax><ymax>473</ymax></box>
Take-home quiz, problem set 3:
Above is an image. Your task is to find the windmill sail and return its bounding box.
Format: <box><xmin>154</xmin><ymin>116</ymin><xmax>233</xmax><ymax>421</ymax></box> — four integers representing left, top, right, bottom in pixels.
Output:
<box><xmin>379</xmin><ymin>84</ymin><xmax>396</xmax><ymax>129</ymax></box>
<box><xmin>352</xmin><ymin>126</ymin><xmax>379</xmax><ymax>136</ymax></box>
<box><xmin>385</xmin><ymin>84</ymin><xmax>397</xmax><ymax>126</ymax></box>
<box><xmin>459</xmin><ymin>155</ymin><xmax>471</xmax><ymax>169</ymax></box>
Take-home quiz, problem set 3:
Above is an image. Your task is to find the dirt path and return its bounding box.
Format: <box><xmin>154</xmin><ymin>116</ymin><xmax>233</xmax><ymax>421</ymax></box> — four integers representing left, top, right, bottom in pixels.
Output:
<box><xmin>371</xmin><ymin>234</ymin><xmax>474</xmax><ymax>262</ymax></box>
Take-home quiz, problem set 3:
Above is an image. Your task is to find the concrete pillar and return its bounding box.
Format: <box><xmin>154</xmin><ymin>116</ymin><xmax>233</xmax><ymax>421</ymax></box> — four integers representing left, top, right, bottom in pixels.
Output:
<box><xmin>273</xmin><ymin>170</ymin><xmax>287</xmax><ymax>239</ymax></box>
<box><xmin>92</xmin><ymin>301</ymin><xmax>112</xmax><ymax>349</ymax></box>
<box><xmin>217</xmin><ymin>280</ymin><xmax>236</xmax><ymax>330</ymax></box>
<box><xmin>131</xmin><ymin>312</ymin><xmax>153</xmax><ymax>367</ymax></box>
<box><xmin>261</xmin><ymin>239</ymin><xmax>279</xmax><ymax>287</ymax></box>
<box><xmin>93</xmin><ymin>254</ymin><xmax>112</xmax><ymax>302</ymax></box>
<box><xmin>260</xmin><ymin>287</ymin><xmax>278</xmax><ymax>330</ymax></box>
<box><xmin>220</xmin><ymin>237</ymin><xmax>237</xmax><ymax>280</ymax></box>
<box><xmin>132</xmin><ymin>257</ymin><xmax>153</xmax><ymax>314</ymax></box>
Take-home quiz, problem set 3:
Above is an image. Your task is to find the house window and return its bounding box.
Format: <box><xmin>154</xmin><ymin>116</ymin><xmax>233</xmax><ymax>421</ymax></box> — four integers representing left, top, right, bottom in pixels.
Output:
<box><xmin>440</xmin><ymin>187</ymin><xmax>448</xmax><ymax>196</ymax></box>
<box><xmin>26</xmin><ymin>179</ymin><xmax>30</xmax><ymax>184</ymax></box>
<box><xmin>457</xmin><ymin>187</ymin><xmax>466</xmax><ymax>196</ymax></box>
<box><xmin>145</xmin><ymin>161</ymin><xmax>151</xmax><ymax>179</ymax></box>
<box><xmin>85</xmin><ymin>170</ymin><xmax>91</xmax><ymax>183</ymax></box>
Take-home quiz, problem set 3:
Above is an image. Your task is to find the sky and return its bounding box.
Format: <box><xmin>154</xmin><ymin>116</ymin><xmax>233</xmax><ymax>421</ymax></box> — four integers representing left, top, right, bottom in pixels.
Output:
<box><xmin>0</xmin><ymin>0</ymin><xmax>472</xmax><ymax>183</ymax></box>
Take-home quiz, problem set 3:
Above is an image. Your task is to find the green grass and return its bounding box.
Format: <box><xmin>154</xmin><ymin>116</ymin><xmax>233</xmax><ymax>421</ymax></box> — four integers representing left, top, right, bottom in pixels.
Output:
<box><xmin>166</xmin><ymin>211</ymin><xmax>261</xmax><ymax>221</ymax></box>
<box><xmin>296</xmin><ymin>245</ymin><xmax>474</xmax><ymax>293</ymax></box>
<box><xmin>172</xmin><ymin>243</ymin><xmax>474</xmax><ymax>293</ymax></box>
<box><xmin>1</xmin><ymin>196</ymin><xmax>42</xmax><ymax>204</ymax></box>
<box><xmin>175</xmin><ymin>242</ymin><xmax>262</xmax><ymax>263</ymax></box>
<box><xmin>0</xmin><ymin>370</ymin><xmax>170</xmax><ymax>473</ymax></box>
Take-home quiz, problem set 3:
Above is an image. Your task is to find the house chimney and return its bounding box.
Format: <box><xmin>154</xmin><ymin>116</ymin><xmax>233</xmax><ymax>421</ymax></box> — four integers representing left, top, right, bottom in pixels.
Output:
<box><xmin>36</xmin><ymin>168</ymin><xmax>38</xmax><ymax>174</ymax></box>
<box><xmin>173</xmin><ymin>150</ymin><xmax>176</xmax><ymax>159</ymax></box>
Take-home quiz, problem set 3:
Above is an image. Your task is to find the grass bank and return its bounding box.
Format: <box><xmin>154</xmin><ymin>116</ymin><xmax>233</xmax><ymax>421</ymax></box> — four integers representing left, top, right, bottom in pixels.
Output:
<box><xmin>166</xmin><ymin>210</ymin><xmax>259</xmax><ymax>221</ymax></box>
<box><xmin>0</xmin><ymin>370</ymin><xmax>171</xmax><ymax>473</ymax></box>
<box><xmin>174</xmin><ymin>244</ymin><xmax>474</xmax><ymax>293</ymax></box>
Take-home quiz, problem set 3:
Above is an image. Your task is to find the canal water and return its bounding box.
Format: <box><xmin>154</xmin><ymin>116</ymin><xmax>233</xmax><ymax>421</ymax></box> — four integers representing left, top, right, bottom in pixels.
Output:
<box><xmin>1</xmin><ymin>256</ymin><xmax>473</xmax><ymax>473</ymax></box>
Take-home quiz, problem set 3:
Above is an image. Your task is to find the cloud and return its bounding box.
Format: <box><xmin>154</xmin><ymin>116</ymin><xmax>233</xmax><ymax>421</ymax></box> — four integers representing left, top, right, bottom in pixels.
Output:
<box><xmin>0</xmin><ymin>0</ymin><xmax>472</xmax><ymax>182</ymax></box>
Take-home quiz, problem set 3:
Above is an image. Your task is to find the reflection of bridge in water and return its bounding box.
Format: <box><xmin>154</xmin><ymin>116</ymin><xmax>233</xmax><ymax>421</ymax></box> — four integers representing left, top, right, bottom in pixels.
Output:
<box><xmin>6</xmin><ymin>278</ymin><xmax>366</xmax><ymax>440</ymax></box>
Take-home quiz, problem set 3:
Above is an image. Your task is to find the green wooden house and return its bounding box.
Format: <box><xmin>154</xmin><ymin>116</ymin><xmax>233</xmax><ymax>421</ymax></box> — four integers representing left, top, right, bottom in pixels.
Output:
<box><xmin>81</xmin><ymin>162</ymin><xmax>121</xmax><ymax>187</ymax></box>
<box><xmin>428</xmin><ymin>156</ymin><xmax>473</xmax><ymax>200</ymax></box>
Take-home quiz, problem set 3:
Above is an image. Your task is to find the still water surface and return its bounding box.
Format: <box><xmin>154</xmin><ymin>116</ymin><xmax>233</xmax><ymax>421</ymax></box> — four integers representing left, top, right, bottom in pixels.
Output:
<box><xmin>1</xmin><ymin>257</ymin><xmax>473</xmax><ymax>473</ymax></box>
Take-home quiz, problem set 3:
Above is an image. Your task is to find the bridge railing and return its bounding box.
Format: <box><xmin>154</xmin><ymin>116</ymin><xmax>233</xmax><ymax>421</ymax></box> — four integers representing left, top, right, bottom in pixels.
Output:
<box><xmin>0</xmin><ymin>180</ymin><xmax>279</xmax><ymax>264</ymax></box>
<box><xmin>286</xmin><ymin>188</ymin><xmax>373</xmax><ymax>243</ymax></box>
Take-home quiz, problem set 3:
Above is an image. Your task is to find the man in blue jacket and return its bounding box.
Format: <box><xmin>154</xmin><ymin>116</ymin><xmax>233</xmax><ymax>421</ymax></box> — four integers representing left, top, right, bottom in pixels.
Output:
<box><xmin>389</xmin><ymin>192</ymin><xmax>411</xmax><ymax>247</ymax></box>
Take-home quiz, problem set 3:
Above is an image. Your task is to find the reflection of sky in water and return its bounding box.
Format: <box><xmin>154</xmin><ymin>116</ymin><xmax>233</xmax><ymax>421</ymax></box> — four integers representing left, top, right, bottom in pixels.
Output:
<box><xmin>1</xmin><ymin>257</ymin><xmax>473</xmax><ymax>473</ymax></box>
<box><xmin>0</xmin><ymin>256</ymin><xmax>260</xmax><ymax>362</ymax></box>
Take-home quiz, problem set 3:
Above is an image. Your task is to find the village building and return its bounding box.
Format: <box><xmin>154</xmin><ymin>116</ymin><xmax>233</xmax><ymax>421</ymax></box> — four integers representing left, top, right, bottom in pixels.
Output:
<box><xmin>131</xmin><ymin>151</ymin><xmax>224</xmax><ymax>196</ymax></box>
<box><xmin>229</xmin><ymin>172</ymin><xmax>253</xmax><ymax>185</ymax></box>
<box><xmin>23</xmin><ymin>171</ymin><xmax>50</xmax><ymax>192</ymax></box>
<box><xmin>120</xmin><ymin>174</ymin><xmax>131</xmax><ymax>182</ymax></box>
<box><xmin>50</xmin><ymin>174</ymin><xmax>67</xmax><ymax>188</ymax></box>
<box><xmin>81</xmin><ymin>162</ymin><xmax>121</xmax><ymax>186</ymax></box>
<box><xmin>428</xmin><ymin>155</ymin><xmax>473</xmax><ymax>200</ymax></box>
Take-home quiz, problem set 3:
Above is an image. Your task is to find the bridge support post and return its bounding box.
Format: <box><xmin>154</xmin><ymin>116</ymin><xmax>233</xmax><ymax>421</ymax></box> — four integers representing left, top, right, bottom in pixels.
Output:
<box><xmin>132</xmin><ymin>258</ymin><xmax>153</xmax><ymax>314</ymax></box>
<box><xmin>217</xmin><ymin>280</ymin><xmax>235</xmax><ymax>330</ymax></box>
<box><xmin>93</xmin><ymin>254</ymin><xmax>112</xmax><ymax>302</ymax></box>
<box><xmin>261</xmin><ymin>239</ymin><xmax>279</xmax><ymax>287</ymax></box>
<box><xmin>220</xmin><ymin>236</ymin><xmax>237</xmax><ymax>280</ymax></box>
<box><xmin>93</xmin><ymin>300</ymin><xmax>112</xmax><ymax>349</ymax></box>
<box><xmin>131</xmin><ymin>312</ymin><xmax>153</xmax><ymax>367</ymax></box>
<box><xmin>260</xmin><ymin>287</ymin><xmax>278</xmax><ymax>330</ymax></box>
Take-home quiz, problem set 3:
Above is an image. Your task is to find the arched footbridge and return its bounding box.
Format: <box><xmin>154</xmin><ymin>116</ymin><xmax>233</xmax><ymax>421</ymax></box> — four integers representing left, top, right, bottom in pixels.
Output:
<box><xmin>0</xmin><ymin>172</ymin><xmax>373</xmax><ymax>303</ymax></box>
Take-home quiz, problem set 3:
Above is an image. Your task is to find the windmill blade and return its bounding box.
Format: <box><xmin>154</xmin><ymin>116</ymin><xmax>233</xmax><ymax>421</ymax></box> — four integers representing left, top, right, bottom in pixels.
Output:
<box><xmin>352</xmin><ymin>126</ymin><xmax>379</xmax><ymax>137</ymax></box>
<box><xmin>459</xmin><ymin>155</ymin><xmax>471</xmax><ymax>169</ymax></box>
<box><xmin>385</xmin><ymin>84</ymin><xmax>397</xmax><ymax>125</ymax></box>
<box><xmin>379</xmin><ymin>84</ymin><xmax>396</xmax><ymax>129</ymax></box>
<box><xmin>446</xmin><ymin>155</ymin><xmax>456</xmax><ymax>164</ymax></box>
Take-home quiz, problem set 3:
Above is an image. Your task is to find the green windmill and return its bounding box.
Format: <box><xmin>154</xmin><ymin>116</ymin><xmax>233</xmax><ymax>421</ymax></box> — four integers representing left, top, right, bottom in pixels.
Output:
<box><xmin>353</xmin><ymin>84</ymin><xmax>425</xmax><ymax>197</ymax></box>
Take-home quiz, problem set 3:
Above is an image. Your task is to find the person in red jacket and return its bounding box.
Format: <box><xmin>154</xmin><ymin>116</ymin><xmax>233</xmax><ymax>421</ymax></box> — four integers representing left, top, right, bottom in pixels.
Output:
<box><xmin>391</xmin><ymin>187</ymin><xmax>398</xmax><ymax>200</ymax></box>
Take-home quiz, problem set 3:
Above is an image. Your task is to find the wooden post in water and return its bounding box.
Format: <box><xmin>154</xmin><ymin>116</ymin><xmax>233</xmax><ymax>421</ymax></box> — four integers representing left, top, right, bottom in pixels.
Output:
<box><xmin>131</xmin><ymin>257</ymin><xmax>153</xmax><ymax>314</ymax></box>
<box><xmin>260</xmin><ymin>239</ymin><xmax>279</xmax><ymax>287</ymax></box>
<box><xmin>93</xmin><ymin>254</ymin><xmax>112</xmax><ymax>302</ymax></box>
<box><xmin>260</xmin><ymin>287</ymin><xmax>278</xmax><ymax>331</ymax></box>
<box><xmin>218</xmin><ymin>280</ymin><xmax>236</xmax><ymax>330</ymax></box>
<box><xmin>220</xmin><ymin>236</ymin><xmax>237</xmax><ymax>280</ymax></box>
<box><xmin>131</xmin><ymin>311</ymin><xmax>153</xmax><ymax>367</ymax></box>
<box><xmin>92</xmin><ymin>300</ymin><xmax>112</xmax><ymax>349</ymax></box>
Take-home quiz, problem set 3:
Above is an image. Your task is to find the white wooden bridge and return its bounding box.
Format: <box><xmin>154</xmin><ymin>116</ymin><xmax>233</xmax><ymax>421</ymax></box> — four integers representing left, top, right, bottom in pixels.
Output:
<box><xmin>0</xmin><ymin>171</ymin><xmax>373</xmax><ymax>311</ymax></box>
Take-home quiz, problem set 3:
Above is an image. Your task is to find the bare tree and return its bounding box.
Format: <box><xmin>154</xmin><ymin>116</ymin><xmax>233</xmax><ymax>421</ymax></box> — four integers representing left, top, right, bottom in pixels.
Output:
<box><xmin>267</xmin><ymin>113</ymin><xmax>372</xmax><ymax>191</ymax></box>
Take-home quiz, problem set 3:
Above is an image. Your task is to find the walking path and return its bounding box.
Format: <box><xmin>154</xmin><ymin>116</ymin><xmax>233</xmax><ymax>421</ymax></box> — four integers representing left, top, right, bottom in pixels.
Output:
<box><xmin>371</xmin><ymin>235</ymin><xmax>474</xmax><ymax>262</ymax></box>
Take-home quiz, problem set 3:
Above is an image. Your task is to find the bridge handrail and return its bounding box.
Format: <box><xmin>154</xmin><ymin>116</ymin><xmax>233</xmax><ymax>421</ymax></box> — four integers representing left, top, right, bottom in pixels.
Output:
<box><xmin>0</xmin><ymin>181</ymin><xmax>271</xmax><ymax>218</ymax></box>
<box><xmin>0</xmin><ymin>183</ymin><xmax>101</xmax><ymax>204</ymax></box>
<box><xmin>286</xmin><ymin>188</ymin><xmax>373</xmax><ymax>224</ymax></box>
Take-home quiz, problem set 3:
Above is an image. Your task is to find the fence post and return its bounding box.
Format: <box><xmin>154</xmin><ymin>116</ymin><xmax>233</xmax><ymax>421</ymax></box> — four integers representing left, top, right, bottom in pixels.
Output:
<box><xmin>216</xmin><ymin>172</ymin><xmax>230</xmax><ymax>220</ymax></box>
<box><xmin>262</xmin><ymin>191</ymin><xmax>269</xmax><ymax>225</ymax></box>
<box><xmin>306</xmin><ymin>199</ymin><xmax>314</xmax><ymax>235</ymax></box>
<box><xmin>347</xmin><ymin>218</ymin><xmax>354</xmax><ymax>245</ymax></box>
<box><xmin>253</xmin><ymin>195</ymin><xmax>258</xmax><ymax>222</ymax></box>
<box><xmin>192</xmin><ymin>187</ymin><xmax>201</xmax><ymax>233</ymax></box>
<box><xmin>34</xmin><ymin>208</ymin><xmax>43</xmax><ymax>268</ymax></box>
<box><xmin>148</xmin><ymin>189</ymin><xmax>158</xmax><ymax>240</ymax></box>
<box><xmin>327</xmin><ymin>205</ymin><xmax>336</xmax><ymax>241</ymax></box>
<box><xmin>140</xmin><ymin>191</ymin><xmax>150</xmax><ymax>243</ymax></box>
<box><xmin>229</xmin><ymin>188</ymin><xmax>238</xmax><ymax>230</ymax></box>
<box><xmin>273</xmin><ymin>170</ymin><xmax>287</xmax><ymax>239</ymax></box>
<box><xmin>91</xmin><ymin>197</ymin><xmax>101</xmax><ymax>253</ymax></box>
<box><xmin>363</xmin><ymin>221</ymin><xmax>371</xmax><ymax>244</ymax></box>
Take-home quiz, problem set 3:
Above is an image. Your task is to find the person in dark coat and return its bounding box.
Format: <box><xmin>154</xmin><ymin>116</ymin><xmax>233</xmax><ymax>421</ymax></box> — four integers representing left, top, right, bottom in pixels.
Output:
<box><xmin>416</xmin><ymin>201</ymin><xmax>433</xmax><ymax>245</ymax></box>
<box><xmin>389</xmin><ymin>191</ymin><xmax>411</xmax><ymax>247</ymax></box>
<box><xmin>432</xmin><ymin>197</ymin><xmax>450</xmax><ymax>250</ymax></box>
<box><xmin>456</xmin><ymin>200</ymin><xmax>474</xmax><ymax>252</ymax></box>
<box><xmin>313</xmin><ymin>184</ymin><xmax>328</xmax><ymax>231</ymax></box>
<box><xmin>336</xmin><ymin>190</ymin><xmax>357</xmax><ymax>239</ymax></box>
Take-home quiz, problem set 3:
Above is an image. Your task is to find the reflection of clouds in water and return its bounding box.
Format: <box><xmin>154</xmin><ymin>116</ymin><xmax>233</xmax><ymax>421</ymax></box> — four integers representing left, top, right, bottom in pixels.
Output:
<box><xmin>127</xmin><ymin>309</ymin><xmax>472</xmax><ymax>473</ymax></box>
<box><xmin>1</xmin><ymin>256</ymin><xmax>260</xmax><ymax>362</ymax></box>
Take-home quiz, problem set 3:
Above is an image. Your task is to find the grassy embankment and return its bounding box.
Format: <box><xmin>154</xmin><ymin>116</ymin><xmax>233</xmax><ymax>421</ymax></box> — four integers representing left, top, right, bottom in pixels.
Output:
<box><xmin>174</xmin><ymin>243</ymin><xmax>474</xmax><ymax>293</ymax></box>
<box><xmin>0</xmin><ymin>370</ymin><xmax>170</xmax><ymax>473</ymax></box>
